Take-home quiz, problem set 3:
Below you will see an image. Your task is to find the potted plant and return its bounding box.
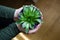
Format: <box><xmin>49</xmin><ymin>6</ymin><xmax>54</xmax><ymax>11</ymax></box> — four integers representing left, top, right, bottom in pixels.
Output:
<box><xmin>16</xmin><ymin>5</ymin><xmax>43</xmax><ymax>33</ymax></box>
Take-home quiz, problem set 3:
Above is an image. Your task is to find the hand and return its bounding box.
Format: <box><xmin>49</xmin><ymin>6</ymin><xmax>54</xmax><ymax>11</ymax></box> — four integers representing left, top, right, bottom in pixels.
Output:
<box><xmin>14</xmin><ymin>7</ymin><xmax>26</xmax><ymax>33</ymax></box>
<box><xmin>14</xmin><ymin>7</ymin><xmax>23</xmax><ymax>21</ymax></box>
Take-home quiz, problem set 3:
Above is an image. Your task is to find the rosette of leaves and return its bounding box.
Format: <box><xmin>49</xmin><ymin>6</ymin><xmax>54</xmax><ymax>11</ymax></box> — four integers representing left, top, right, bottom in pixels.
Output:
<box><xmin>16</xmin><ymin>5</ymin><xmax>42</xmax><ymax>33</ymax></box>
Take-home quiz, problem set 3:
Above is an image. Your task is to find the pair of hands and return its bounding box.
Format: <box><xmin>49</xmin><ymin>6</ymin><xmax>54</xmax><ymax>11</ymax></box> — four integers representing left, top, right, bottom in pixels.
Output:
<box><xmin>14</xmin><ymin>7</ymin><xmax>42</xmax><ymax>34</ymax></box>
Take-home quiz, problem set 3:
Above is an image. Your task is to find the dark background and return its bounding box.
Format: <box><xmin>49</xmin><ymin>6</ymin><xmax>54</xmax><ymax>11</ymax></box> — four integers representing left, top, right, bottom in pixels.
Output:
<box><xmin>0</xmin><ymin>0</ymin><xmax>35</xmax><ymax>8</ymax></box>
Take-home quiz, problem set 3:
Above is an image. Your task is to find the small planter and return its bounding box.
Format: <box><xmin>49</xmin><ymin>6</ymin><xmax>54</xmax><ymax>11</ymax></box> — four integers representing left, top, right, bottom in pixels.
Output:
<box><xmin>16</xmin><ymin>5</ymin><xmax>43</xmax><ymax>33</ymax></box>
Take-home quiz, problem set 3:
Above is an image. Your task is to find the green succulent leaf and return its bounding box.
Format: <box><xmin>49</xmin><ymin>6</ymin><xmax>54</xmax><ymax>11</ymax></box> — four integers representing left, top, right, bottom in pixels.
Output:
<box><xmin>30</xmin><ymin>5</ymin><xmax>33</xmax><ymax>11</ymax></box>
<box><xmin>23</xmin><ymin>6</ymin><xmax>29</xmax><ymax>16</ymax></box>
<box><xmin>33</xmin><ymin>7</ymin><xmax>36</xmax><ymax>13</ymax></box>
<box><xmin>20</xmin><ymin>15</ymin><xmax>24</xmax><ymax>19</ymax></box>
<box><xmin>35</xmin><ymin>19</ymin><xmax>41</xmax><ymax>23</ymax></box>
<box><xmin>30</xmin><ymin>21</ymin><xmax>35</xmax><ymax>25</ymax></box>
<box><xmin>25</xmin><ymin>22</ymin><xmax>30</xmax><ymax>33</ymax></box>
<box><xmin>20</xmin><ymin>14</ymin><xmax>27</xmax><ymax>21</ymax></box>
<box><xmin>35</xmin><ymin>10</ymin><xmax>40</xmax><ymax>18</ymax></box>
<box><xmin>29</xmin><ymin>24</ymin><xmax>34</xmax><ymax>29</ymax></box>
<box><xmin>20</xmin><ymin>21</ymin><xmax>24</xmax><ymax>24</ymax></box>
<box><xmin>22</xmin><ymin>22</ymin><xmax>27</xmax><ymax>28</ymax></box>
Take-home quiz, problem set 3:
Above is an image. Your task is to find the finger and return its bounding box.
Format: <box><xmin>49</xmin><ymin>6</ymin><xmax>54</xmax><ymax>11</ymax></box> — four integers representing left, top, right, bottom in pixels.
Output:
<box><xmin>15</xmin><ymin>7</ymin><xmax>23</xmax><ymax>14</ymax></box>
<box><xmin>18</xmin><ymin>7</ymin><xmax>23</xmax><ymax>12</ymax></box>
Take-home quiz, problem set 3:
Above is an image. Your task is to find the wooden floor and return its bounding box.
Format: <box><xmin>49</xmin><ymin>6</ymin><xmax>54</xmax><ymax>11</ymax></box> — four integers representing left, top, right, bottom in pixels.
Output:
<box><xmin>12</xmin><ymin>0</ymin><xmax>60</xmax><ymax>40</ymax></box>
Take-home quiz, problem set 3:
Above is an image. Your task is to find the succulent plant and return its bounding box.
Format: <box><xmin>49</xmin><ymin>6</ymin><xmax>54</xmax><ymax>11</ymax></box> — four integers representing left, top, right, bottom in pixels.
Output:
<box><xmin>16</xmin><ymin>5</ymin><xmax>42</xmax><ymax>33</ymax></box>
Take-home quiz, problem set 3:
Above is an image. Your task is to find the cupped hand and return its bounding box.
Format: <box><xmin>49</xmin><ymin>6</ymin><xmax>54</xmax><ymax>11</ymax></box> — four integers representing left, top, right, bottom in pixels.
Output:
<box><xmin>14</xmin><ymin>7</ymin><xmax>26</xmax><ymax>33</ymax></box>
<box><xmin>14</xmin><ymin>7</ymin><xmax>23</xmax><ymax>21</ymax></box>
